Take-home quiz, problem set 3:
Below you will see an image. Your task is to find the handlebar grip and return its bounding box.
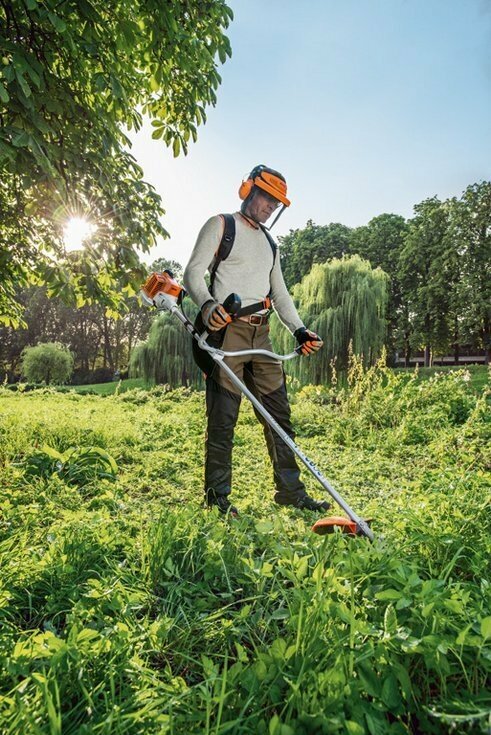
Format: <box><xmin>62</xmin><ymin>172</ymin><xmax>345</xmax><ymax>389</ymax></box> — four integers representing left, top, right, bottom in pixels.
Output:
<box><xmin>222</xmin><ymin>293</ymin><xmax>242</xmax><ymax>318</ymax></box>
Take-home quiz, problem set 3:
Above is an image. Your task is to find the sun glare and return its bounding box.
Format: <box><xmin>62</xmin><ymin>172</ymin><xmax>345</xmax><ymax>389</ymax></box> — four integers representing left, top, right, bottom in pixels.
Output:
<box><xmin>63</xmin><ymin>217</ymin><xmax>97</xmax><ymax>251</ymax></box>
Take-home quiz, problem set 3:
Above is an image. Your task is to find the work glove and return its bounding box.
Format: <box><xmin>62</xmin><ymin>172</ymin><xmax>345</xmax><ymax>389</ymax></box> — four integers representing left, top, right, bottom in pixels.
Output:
<box><xmin>294</xmin><ymin>327</ymin><xmax>323</xmax><ymax>356</ymax></box>
<box><xmin>201</xmin><ymin>299</ymin><xmax>232</xmax><ymax>332</ymax></box>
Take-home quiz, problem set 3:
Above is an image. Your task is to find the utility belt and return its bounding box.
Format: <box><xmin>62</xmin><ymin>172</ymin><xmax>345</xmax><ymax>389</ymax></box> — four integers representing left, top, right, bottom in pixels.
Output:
<box><xmin>235</xmin><ymin>296</ymin><xmax>271</xmax><ymax>326</ymax></box>
<box><xmin>237</xmin><ymin>313</ymin><xmax>269</xmax><ymax>326</ymax></box>
<box><xmin>192</xmin><ymin>296</ymin><xmax>272</xmax><ymax>375</ymax></box>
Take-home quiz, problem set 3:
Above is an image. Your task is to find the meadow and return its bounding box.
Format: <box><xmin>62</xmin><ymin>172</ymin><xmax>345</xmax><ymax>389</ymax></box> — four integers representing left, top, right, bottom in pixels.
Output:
<box><xmin>0</xmin><ymin>363</ymin><xmax>489</xmax><ymax>734</ymax></box>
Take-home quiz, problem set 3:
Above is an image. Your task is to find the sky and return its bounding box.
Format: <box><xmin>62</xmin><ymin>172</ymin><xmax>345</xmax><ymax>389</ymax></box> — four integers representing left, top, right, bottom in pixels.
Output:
<box><xmin>129</xmin><ymin>0</ymin><xmax>491</xmax><ymax>268</ymax></box>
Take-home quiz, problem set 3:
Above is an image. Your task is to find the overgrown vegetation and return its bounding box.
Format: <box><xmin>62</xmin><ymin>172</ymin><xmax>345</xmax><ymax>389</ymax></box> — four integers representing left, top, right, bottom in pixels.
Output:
<box><xmin>0</xmin><ymin>364</ymin><xmax>489</xmax><ymax>733</ymax></box>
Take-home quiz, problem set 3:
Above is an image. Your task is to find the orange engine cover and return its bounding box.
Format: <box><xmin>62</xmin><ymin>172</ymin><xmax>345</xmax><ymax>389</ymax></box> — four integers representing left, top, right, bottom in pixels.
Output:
<box><xmin>142</xmin><ymin>272</ymin><xmax>182</xmax><ymax>300</ymax></box>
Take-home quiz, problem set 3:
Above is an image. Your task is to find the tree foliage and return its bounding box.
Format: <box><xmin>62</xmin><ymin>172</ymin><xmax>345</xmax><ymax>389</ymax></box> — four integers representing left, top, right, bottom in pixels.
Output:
<box><xmin>21</xmin><ymin>341</ymin><xmax>74</xmax><ymax>384</ymax></box>
<box><xmin>279</xmin><ymin>221</ymin><xmax>352</xmax><ymax>290</ymax></box>
<box><xmin>271</xmin><ymin>256</ymin><xmax>389</xmax><ymax>384</ymax></box>
<box><xmin>277</xmin><ymin>183</ymin><xmax>489</xmax><ymax>367</ymax></box>
<box><xmin>350</xmin><ymin>214</ymin><xmax>408</xmax><ymax>364</ymax></box>
<box><xmin>129</xmin><ymin>299</ymin><xmax>202</xmax><ymax>388</ymax></box>
<box><xmin>398</xmin><ymin>198</ymin><xmax>453</xmax><ymax>365</ymax></box>
<box><xmin>448</xmin><ymin>182</ymin><xmax>491</xmax><ymax>362</ymax></box>
<box><xmin>0</xmin><ymin>261</ymin><xmax>182</xmax><ymax>382</ymax></box>
<box><xmin>0</xmin><ymin>0</ymin><xmax>233</xmax><ymax>323</ymax></box>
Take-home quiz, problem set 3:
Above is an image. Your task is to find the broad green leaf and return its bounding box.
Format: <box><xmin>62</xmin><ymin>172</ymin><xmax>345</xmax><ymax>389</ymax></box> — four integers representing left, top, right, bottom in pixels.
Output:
<box><xmin>375</xmin><ymin>589</ymin><xmax>402</xmax><ymax>601</ymax></box>
<box><xmin>384</xmin><ymin>604</ymin><xmax>397</xmax><ymax>634</ymax></box>
<box><xmin>14</xmin><ymin>70</ymin><xmax>31</xmax><ymax>98</ymax></box>
<box><xmin>345</xmin><ymin>721</ymin><xmax>365</xmax><ymax>735</ymax></box>
<box><xmin>269</xmin><ymin>715</ymin><xmax>280</xmax><ymax>735</ymax></box>
<box><xmin>357</xmin><ymin>662</ymin><xmax>381</xmax><ymax>698</ymax></box>
<box><xmin>47</xmin><ymin>12</ymin><xmax>67</xmax><ymax>32</ymax></box>
<box><xmin>296</xmin><ymin>555</ymin><xmax>309</xmax><ymax>579</ymax></box>
<box><xmin>481</xmin><ymin>616</ymin><xmax>491</xmax><ymax>639</ymax></box>
<box><xmin>40</xmin><ymin>445</ymin><xmax>64</xmax><ymax>461</ymax></box>
<box><xmin>381</xmin><ymin>673</ymin><xmax>401</xmax><ymax>709</ymax></box>
<box><xmin>269</xmin><ymin>638</ymin><xmax>287</xmax><ymax>661</ymax></box>
<box><xmin>255</xmin><ymin>520</ymin><xmax>273</xmax><ymax>533</ymax></box>
<box><xmin>392</xmin><ymin>662</ymin><xmax>412</xmax><ymax>700</ymax></box>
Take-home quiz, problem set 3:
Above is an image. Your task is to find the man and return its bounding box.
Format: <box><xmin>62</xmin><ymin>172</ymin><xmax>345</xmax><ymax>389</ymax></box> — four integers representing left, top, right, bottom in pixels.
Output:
<box><xmin>183</xmin><ymin>164</ymin><xmax>330</xmax><ymax>516</ymax></box>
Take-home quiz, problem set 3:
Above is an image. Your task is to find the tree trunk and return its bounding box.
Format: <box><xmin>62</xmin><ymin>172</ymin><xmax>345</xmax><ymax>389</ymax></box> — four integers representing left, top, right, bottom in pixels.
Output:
<box><xmin>114</xmin><ymin>320</ymin><xmax>122</xmax><ymax>370</ymax></box>
<box><xmin>483</xmin><ymin>320</ymin><xmax>491</xmax><ymax>366</ymax></box>
<box><xmin>424</xmin><ymin>311</ymin><xmax>431</xmax><ymax>367</ymax></box>
<box><xmin>404</xmin><ymin>341</ymin><xmax>411</xmax><ymax>368</ymax></box>
<box><xmin>79</xmin><ymin>313</ymin><xmax>89</xmax><ymax>371</ymax></box>
<box><xmin>102</xmin><ymin>316</ymin><xmax>114</xmax><ymax>371</ymax></box>
<box><xmin>453</xmin><ymin>316</ymin><xmax>460</xmax><ymax>366</ymax></box>
<box><xmin>91</xmin><ymin>338</ymin><xmax>101</xmax><ymax>370</ymax></box>
<box><xmin>424</xmin><ymin>344</ymin><xmax>431</xmax><ymax>368</ymax></box>
<box><xmin>403</xmin><ymin>307</ymin><xmax>411</xmax><ymax>367</ymax></box>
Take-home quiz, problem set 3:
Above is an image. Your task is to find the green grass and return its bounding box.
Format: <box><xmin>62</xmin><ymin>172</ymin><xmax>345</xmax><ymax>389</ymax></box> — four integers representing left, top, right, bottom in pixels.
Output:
<box><xmin>0</xmin><ymin>364</ymin><xmax>489</xmax><ymax>734</ymax></box>
<box><xmin>394</xmin><ymin>364</ymin><xmax>489</xmax><ymax>395</ymax></box>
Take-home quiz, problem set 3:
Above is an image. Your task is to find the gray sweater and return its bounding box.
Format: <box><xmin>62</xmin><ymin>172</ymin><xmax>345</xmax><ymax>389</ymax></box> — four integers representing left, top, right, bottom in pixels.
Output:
<box><xmin>183</xmin><ymin>212</ymin><xmax>304</xmax><ymax>333</ymax></box>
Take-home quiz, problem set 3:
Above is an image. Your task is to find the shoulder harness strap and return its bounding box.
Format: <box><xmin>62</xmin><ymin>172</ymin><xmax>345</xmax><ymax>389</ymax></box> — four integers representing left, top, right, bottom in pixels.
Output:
<box><xmin>209</xmin><ymin>214</ymin><xmax>235</xmax><ymax>295</ymax></box>
<box><xmin>209</xmin><ymin>216</ymin><xmax>278</xmax><ymax>314</ymax></box>
<box><xmin>260</xmin><ymin>224</ymin><xmax>277</xmax><ymax>263</ymax></box>
<box><xmin>260</xmin><ymin>225</ymin><xmax>277</xmax><ymax>301</ymax></box>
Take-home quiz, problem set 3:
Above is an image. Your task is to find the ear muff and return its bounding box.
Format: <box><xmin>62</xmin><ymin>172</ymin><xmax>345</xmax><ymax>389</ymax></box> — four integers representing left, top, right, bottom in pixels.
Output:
<box><xmin>238</xmin><ymin>177</ymin><xmax>254</xmax><ymax>201</ymax></box>
<box><xmin>238</xmin><ymin>164</ymin><xmax>291</xmax><ymax>206</ymax></box>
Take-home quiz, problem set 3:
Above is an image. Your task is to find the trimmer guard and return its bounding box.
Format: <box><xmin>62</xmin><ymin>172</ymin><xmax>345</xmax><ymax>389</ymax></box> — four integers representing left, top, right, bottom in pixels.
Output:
<box><xmin>312</xmin><ymin>516</ymin><xmax>372</xmax><ymax>537</ymax></box>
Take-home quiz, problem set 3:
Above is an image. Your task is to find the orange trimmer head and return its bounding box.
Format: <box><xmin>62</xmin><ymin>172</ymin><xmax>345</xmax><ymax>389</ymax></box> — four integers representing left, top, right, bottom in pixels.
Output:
<box><xmin>312</xmin><ymin>516</ymin><xmax>373</xmax><ymax>537</ymax></box>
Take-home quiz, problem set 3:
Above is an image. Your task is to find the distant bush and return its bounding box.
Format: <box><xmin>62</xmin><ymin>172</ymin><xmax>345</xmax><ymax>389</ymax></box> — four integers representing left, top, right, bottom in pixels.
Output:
<box><xmin>71</xmin><ymin>367</ymin><xmax>114</xmax><ymax>385</ymax></box>
<box><xmin>90</xmin><ymin>367</ymin><xmax>115</xmax><ymax>384</ymax></box>
<box><xmin>21</xmin><ymin>343</ymin><xmax>74</xmax><ymax>385</ymax></box>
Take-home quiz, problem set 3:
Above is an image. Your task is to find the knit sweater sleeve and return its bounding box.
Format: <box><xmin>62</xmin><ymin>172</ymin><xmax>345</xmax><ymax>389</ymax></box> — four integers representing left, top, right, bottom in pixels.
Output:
<box><xmin>270</xmin><ymin>251</ymin><xmax>305</xmax><ymax>334</ymax></box>
<box><xmin>183</xmin><ymin>216</ymin><xmax>223</xmax><ymax>308</ymax></box>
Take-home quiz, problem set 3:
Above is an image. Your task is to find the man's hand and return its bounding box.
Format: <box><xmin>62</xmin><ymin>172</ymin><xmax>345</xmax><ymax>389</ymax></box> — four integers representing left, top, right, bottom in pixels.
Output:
<box><xmin>294</xmin><ymin>327</ymin><xmax>323</xmax><ymax>356</ymax></box>
<box><xmin>202</xmin><ymin>300</ymin><xmax>232</xmax><ymax>332</ymax></box>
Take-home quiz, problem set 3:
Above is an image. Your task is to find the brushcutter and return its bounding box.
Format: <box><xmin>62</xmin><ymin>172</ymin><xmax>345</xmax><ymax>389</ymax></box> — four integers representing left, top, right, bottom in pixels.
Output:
<box><xmin>140</xmin><ymin>271</ymin><xmax>374</xmax><ymax>541</ymax></box>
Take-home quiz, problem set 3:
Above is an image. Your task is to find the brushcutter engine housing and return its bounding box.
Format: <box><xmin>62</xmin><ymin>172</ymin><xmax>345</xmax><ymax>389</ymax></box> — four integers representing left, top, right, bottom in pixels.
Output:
<box><xmin>140</xmin><ymin>271</ymin><xmax>184</xmax><ymax>311</ymax></box>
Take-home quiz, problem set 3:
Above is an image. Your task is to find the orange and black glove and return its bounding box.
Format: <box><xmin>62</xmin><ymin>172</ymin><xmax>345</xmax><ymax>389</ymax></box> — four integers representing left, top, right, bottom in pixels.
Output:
<box><xmin>294</xmin><ymin>327</ymin><xmax>324</xmax><ymax>356</ymax></box>
<box><xmin>201</xmin><ymin>300</ymin><xmax>232</xmax><ymax>332</ymax></box>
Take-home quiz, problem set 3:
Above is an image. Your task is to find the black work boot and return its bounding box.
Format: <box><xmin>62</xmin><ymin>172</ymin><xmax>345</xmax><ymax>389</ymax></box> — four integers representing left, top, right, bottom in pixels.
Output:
<box><xmin>275</xmin><ymin>492</ymin><xmax>330</xmax><ymax>513</ymax></box>
<box><xmin>205</xmin><ymin>489</ymin><xmax>239</xmax><ymax>517</ymax></box>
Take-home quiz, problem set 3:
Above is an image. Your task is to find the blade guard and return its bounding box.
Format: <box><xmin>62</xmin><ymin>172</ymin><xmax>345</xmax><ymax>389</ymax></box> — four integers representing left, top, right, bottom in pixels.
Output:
<box><xmin>140</xmin><ymin>271</ymin><xmax>184</xmax><ymax>310</ymax></box>
<box><xmin>311</xmin><ymin>516</ymin><xmax>372</xmax><ymax>537</ymax></box>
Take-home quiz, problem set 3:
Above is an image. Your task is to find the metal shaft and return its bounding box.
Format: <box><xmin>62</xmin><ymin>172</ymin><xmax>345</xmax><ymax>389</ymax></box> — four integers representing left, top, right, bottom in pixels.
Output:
<box><xmin>167</xmin><ymin>304</ymin><xmax>374</xmax><ymax>540</ymax></box>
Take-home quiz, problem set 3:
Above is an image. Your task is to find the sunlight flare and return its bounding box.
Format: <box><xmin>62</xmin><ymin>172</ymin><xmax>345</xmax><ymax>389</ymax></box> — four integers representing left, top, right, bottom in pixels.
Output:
<box><xmin>63</xmin><ymin>217</ymin><xmax>97</xmax><ymax>251</ymax></box>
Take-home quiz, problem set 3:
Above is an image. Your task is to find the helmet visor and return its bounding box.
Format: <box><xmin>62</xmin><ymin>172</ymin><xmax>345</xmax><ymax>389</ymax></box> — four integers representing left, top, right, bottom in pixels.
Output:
<box><xmin>253</xmin><ymin>171</ymin><xmax>290</xmax><ymax>206</ymax></box>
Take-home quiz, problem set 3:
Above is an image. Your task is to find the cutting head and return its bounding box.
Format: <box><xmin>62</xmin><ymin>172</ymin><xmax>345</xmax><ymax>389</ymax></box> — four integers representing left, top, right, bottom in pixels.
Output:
<box><xmin>312</xmin><ymin>516</ymin><xmax>373</xmax><ymax>537</ymax></box>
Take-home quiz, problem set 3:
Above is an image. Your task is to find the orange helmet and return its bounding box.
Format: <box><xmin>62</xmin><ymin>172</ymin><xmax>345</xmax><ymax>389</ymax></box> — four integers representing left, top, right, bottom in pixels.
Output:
<box><xmin>239</xmin><ymin>165</ymin><xmax>291</xmax><ymax>207</ymax></box>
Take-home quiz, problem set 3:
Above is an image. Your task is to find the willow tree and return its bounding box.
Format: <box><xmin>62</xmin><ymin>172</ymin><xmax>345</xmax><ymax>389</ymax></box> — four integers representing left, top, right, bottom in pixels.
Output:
<box><xmin>130</xmin><ymin>301</ymin><xmax>202</xmax><ymax>388</ymax></box>
<box><xmin>271</xmin><ymin>255</ymin><xmax>389</xmax><ymax>385</ymax></box>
